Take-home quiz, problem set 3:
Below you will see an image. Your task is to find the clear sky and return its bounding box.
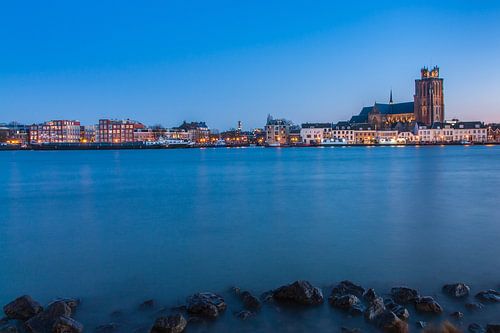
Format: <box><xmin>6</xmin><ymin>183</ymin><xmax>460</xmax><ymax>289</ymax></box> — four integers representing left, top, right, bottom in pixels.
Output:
<box><xmin>1</xmin><ymin>0</ymin><xmax>499</xmax><ymax>129</ymax></box>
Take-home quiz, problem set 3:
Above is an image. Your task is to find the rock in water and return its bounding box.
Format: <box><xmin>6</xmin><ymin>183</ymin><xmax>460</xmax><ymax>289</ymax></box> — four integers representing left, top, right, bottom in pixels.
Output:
<box><xmin>414</xmin><ymin>296</ymin><xmax>443</xmax><ymax>314</ymax></box>
<box><xmin>377</xmin><ymin>311</ymin><xmax>409</xmax><ymax>333</ymax></box>
<box><xmin>390</xmin><ymin>287</ymin><xmax>419</xmax><ymax>304</ymax></box>
<box><xmin>363</xmin><ymin>288</ymin><xmax>378</xmax><ymax>302</ymax></box>
<box><xmin>443</xmin><ymin>283</ymin><xmax>471</xmax><ymax>298</ymax></box>
<box><xmin>416</xmin><ymin>321</ymin><xmax>427</xmax><ymax>328</ymax></box>
<box><xmin>25</xmin><ymin>301</ymin><xmax>72</xmax><ymax>333</ymax></box>
<box><xmin>52</xmin><ymin>316</ymin><xmax>83</xmax><ymax>333</ymax></box>
<box><xmin>468</xmin><ymin>323</ymin><xmax>485</xmax><ymax>333</ymax></box>
<box><xmin>384</xmin><ymin>299</ymin><xmax>410</xmax><ymax>321</ymax></box>
<box><xmin>0</xmin><ymin>323</ymin><xmax>19</xmax><ymax>333</ymax></box>
<box><xmin>272</xmin><ymin>280</ymin><xmax>324</xmax><ymax>305</ymax></box>
<box><xmin>466</xmin><ymin>302</ymin><xmax>484</xmax><ymax>311</ymax></box>
<box><xmin>329</xmin><ymin>294</ymin><xmax>365</xmax><ymax>316</ymax></box>
<box><xmin>234</xmin><ymin>310</ymin><xmax>254</xmax><ymax>320</ymax></box>
<box><xmin>150</xmin><ymin>314</ymin><xmax>187</xmax><ymax>333</ymax></box>
<box><xmin>3</xmin><ymin>295</ymin><xmax>43</xmax><ymax>321</ymax></box>
<box><xmin>239</xmin><ymin>291</ymin><xmax>261</xmax><ymax>310</ymax></box>
<box><xmin>364</xmin><ymin>297</ymin><xmax>386</xmax><ymax>321</ymax></box>
<box><xmin>186</xmin><ymin>293</ymin><xmax>226</xmax><ymax>319</ymax></box>
<box><xmin>450</xmin><ymin>311</ymin><xmax>464</xmax><ymax>319</ymax></box>
<box><xmin>476</xmin><ymin>290</ymin><xmax>500</xmax><ymax>303</ymax></box>
<box><xmin>331</xmin><ymin>281</ymin><xmax>365</xmax><ymax>297</ymax></box>
<box><xmin>486</xmin><ymin>324</ymin><xmax>500</xmax><ymax>333</ymax></box>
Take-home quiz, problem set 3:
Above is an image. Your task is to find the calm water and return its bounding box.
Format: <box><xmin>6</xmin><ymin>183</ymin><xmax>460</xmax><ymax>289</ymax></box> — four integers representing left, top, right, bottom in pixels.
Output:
<box><xmin>1</xmin><ymin>146</ymin><xmax>499</xmax><ymax>331</ymax></box>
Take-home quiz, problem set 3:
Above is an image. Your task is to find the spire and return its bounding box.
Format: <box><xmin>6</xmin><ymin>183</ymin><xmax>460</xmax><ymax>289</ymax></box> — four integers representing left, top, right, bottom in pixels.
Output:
<box><xmin>389</xmin><ymin>89</ymin><xmax>393</xmax><ymax>104</ymax></box>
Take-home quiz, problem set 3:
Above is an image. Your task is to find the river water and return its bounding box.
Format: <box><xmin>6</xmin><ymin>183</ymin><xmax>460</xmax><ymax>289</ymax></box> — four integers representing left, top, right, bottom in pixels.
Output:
<box><xmin>1</xmin><ymin>146</ymin><xmax>499</xmax><ymax>331</ymax></box>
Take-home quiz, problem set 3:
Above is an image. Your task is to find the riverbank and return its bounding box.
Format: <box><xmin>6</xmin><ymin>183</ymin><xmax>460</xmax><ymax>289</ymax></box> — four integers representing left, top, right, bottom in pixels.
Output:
<box><xmin>2</xmin><ymin>280</ymin><xmax>499</xmax><ymax>333</ymax></box>
<box><xmin>1</xmin><ymin>142</ymin><xmax>499</xmax><ymax>151</ymax></box>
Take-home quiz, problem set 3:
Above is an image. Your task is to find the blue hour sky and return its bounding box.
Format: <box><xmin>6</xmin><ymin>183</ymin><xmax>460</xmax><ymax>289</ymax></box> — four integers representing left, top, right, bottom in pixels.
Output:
<box><xmin>0</xmin><ymin>0</ymin><xmax>499</xmax><ymax>129</ymax></box>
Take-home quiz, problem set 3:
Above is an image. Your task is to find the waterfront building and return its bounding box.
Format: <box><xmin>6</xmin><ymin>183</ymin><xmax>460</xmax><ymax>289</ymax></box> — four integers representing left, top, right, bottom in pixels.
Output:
<box><xmin>80</xmin><ymin>125</ymin><xmax>96</xmax><ymax>143</ymax></box>
<box><xmin>265</xmin><ymin>115</ymin><xmax>291</xmax><ymax>146</ymax></box>
<box><xmin>398</xmin><ymin>131</ymin><xmax>418</xmax><ymax>143</ymax></box>
<box><xmin>133</xmin><ymin>128</ymin><xmax>156</xmax><ymax>142</ymax></box>
<box><xmin>96</xmin><ymin>119</ymin><xmax>145</xmax><ymax>143</ymax></box>
<box><xmin>375</xmin><ymin>130</ymin><xmax>399</xmax><ymax>141</ymax></box>
<box><xmin>418</xmin><ymin>121</ymin><xmax>486</xmax><ymax>143</ymax></box>
<box><xmin>174</xmin><ymin>121</ymin><xmax>210</xmax><ymax>143</ymax></box>
<box><xmin>332</xmin><ymin>122</ymin><xmax>355</xmax><ymax>143</ymax></box>
<box><xmin>30</xmin><ymin>120</ymin><xmax>81</xmax><ymax>143</ymax></box>
<box><xmin>487</xmin><ymin>124</ymin><xmax>500</xmax><ymax>143</ymax></box>
<box><xmin>163</xmin><ymin>128</ymin><xmax>190</xmax><ymax>141</ymax></box>
<box><xmin>0</xmin><ymin>122</ymin><xmax>29</xmax><ymax>145</ymax></box>
<box><xmin>300</xmin><ymin>123</ymin><xmax>332</xmax><ymax>145</ymax></box>
<box><xmin>414</xmin><ymin>66</ymin><xmax>445</xmax><ymax>126</ymax></box>
<box><xmin>351</xmin><ymin>124</ymin><xmax>376</xmax><ymax>144</ymax></box>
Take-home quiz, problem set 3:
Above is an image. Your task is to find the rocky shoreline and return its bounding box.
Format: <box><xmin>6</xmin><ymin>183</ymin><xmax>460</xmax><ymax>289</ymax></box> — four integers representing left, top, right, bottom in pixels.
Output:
<box><xmin>1</xmin><ymin>281</ymin><xmax>499</xmax><ymax>333</ymax></box>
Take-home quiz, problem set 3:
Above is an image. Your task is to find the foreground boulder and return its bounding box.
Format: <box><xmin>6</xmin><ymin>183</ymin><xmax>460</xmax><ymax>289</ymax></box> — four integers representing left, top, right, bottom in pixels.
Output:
<box><xmin>239</xmin><ymin>291</ymin><xmax>261</xmax><ymax>310</ymax></box>
<box><xmin>150</xmin><ymin>314</ymin><xmax>187</xmax><ymax>333</ymax></box>
<box><xmin>391</xmin><ymin>287</ymin><xmax>419</xmax><ymax>304</ymax></box>
<box><xmin>414</xmin><ymin>296</ymin><xmax>443</xmax><ymax>314</ymax></box>
<box><xmin>331</xmin><ymin>281</ymin><xmax>365</xmax><ymax>297</ymax></box>
<box><xmin>476</xmin><ymin>290</ymin><xmax>500</xmax><ymax>303</ymax></box>
<box><xmin>384</xmin><ymin>299</ymin><xmax>410</xmax><ymax>321</ymax></box>
<box><xmin>186</xmin><ymin>293</ymin><xmax>226</xmax><ymax>319</ymax></box>
<box><xmin>25</xmin><ymin>301</ymin><xmax>72</xmax><ymax>332</ymax></box>
<box><xmin>443</xmin><ymin>283</ymin><xmax>470</xmax><ymax>298</ymax></box>
<box><xmin>271</xmin><ymin>280</ymin><xmax>324</xmax><ymax>305</ymax></box>
<box><xmin>329</xmin><ymin>294</ymin><xmax>365</xmax><ymax>315</ymax></box>
<box><xmin>486</xmin><ymin>324</ymin><xmax>500</xmax><ymax>333</ymax></box>
<box><xmin>3</xmin><ymin>296</ymin><xmax>43</xmax><ymax>321</ymax></box>
<box><xmin>364</xmin><ymin>297</ymin><xmax>386</xmax><ymax>321</ymax></box>
<box><xmin>363</xmin><ymin>288</ymin><xmax>378</xmax><ymax>302</ymax></box>
<box><xmin>377</xmin><ymin>311</ymin><xmax>408</xmax><ymax>333</ymax></box>
<box><xmin>53</xmin><ymin>316</ymin><xmax>83</xmax><ymax>333</ymax></box>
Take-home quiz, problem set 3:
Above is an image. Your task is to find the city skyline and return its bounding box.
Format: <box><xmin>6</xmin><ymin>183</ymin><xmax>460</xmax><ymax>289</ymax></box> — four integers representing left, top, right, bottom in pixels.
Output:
<box><xmin>1</xmin><ymin>1</ymin><xmax>500</xmax><ymax>129</ymax></box>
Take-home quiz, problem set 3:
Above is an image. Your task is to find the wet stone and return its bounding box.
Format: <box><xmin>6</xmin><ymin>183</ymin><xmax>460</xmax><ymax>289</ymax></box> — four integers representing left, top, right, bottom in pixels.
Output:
<box><xmin>52</xmin><ymin>316</ymin><xmax>83</xmax><ymax>333</ymax></box>
<box><xmin>331</xmin><ymin>281</ymin><xmax>365</xmax><ymax>298</ymax></box>
<box><xmin>414</xmin><ymin>296</ymin><xmax>443</xmax><ymax>314</ymax></box>
<box><xmin>469</xmin><ymin>323</ymin><xmax>485</xmax><ymax>333</ymax></box>
<box><xmin>329</xmin><ymin>295</ymin><xmax>365</xmax><ymax>316</ymax></box>
<box><xmin>384</xmin><ymin>299</ymin><xmax>410</xmax><ymax>321</ymax></box>
<box><xmin>443</xmin><ymin>283</ymin><xmax>471</xmax><ymax>298</ymax></box>
<box><xmin>390</xmin><ymin>287</ymin><xmax>419</xmax><ymax>304</ymax></box>
<box><xmin>235</xmin><ymin>310</ymin><xmax>254</xmax><ymax>320</ymax></box>
<box><xmin>272</xmin><ymin>280</ymin><xmax>324</xmax><ymax>305</ymax></box>
<box><xmin>486</xmin><ymin>324</ymin><xmax>500</xmax><ymax>333</ymax></box>
<box><xmin>150</xmin><ymin>314</ymin><xmax>187</xmax><ymax>333</ymax></box>
<box><xmin>186</xmin><ymin>293</ymin><xmax>226</xmax><ymax>319</ymax></box>
<box><xmin>3</xmin><ymin>296</ymin><xmax>43</xmax><ymax>321</ymax></box>
<box><xmin>476</xmin><ymin>290</ymin><xmax>500</xmax><ymax>303</ymax></box>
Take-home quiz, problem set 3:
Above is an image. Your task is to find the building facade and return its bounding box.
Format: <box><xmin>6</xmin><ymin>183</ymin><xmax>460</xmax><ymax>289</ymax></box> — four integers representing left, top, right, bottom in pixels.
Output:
<box><xmin>300</xmin><ymin>123</ymin><xmax>332</xmax><ymax>145</ymax></box>
<box><xmin>414</xmin><ymin>66</ymin><xmax>445</xmax><ymax>126</ymax></box>
<box><xmin>418</xmin><ymin>121</ymin><xmax>487</xmax><ymax>143</ymax></box>
<box><xmin>96</xmin><ymin>119</ymin><xmax>145</xmax><ymax>143</ymax></box>
<box><xmin>29</xmin><ymin>120</ymin><xmax>81</xmax><ymax>143</ymax></box>
<box><xmin>265</xmin><ymin>115</ymin><xmax>290</xmax><ymax>146</ymax></box>
<box><xmin>332</xmin><ymin>122</ymin><xmax>355</xmax><ymax>143</ymax></box>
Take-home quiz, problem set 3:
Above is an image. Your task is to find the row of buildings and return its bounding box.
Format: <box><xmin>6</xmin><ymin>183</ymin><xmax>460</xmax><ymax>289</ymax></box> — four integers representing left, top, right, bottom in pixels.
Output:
<box><xmin>265</xmin><ymin>66</ymin><xmax>499</xmax><ymax>145</ymax></box>
<box><xmin>1</xmin><ymin>66</ymin><xmax>499</xmax><ymax>147</ymax></box>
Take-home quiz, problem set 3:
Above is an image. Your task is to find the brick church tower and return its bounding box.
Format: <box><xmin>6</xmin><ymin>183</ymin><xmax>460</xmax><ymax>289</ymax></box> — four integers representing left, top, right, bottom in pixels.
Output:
<box><xmin>414</xmin><ymin>66</ymin><xmax>444</xmax><ymax>125</ymax></box>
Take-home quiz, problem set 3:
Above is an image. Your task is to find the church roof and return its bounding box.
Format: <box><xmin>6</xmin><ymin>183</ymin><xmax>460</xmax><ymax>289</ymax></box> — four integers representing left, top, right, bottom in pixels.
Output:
<box><xmin>374</xmin><ymin>102</ymin><xmax>414</xmax><ymax>115</ymax></box>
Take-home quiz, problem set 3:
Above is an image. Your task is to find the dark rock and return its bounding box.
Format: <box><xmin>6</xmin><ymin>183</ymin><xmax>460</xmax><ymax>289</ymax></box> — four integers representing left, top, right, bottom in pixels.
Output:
<box><xmin>139</xmin><ymin>299</ymin><xmax>155</xmax><ymax>310</ymax></box>
<box><xmin>363</xmin><ymin>289</ymin><xmax>378</xmax><ymax>302</ymax></box>
<box><xmin>476</xmin><ymin>290</ymin><xmax>500</xmax><ymax>303</ymax></box>
<box><xmin>331</xmin><ymin>281</ymin><xmax>365</xmax><ymax>297</ymax></box>
<box><xmin>49</xmin><ymin>299</ymin><xmax>80</xmax><ymax>314</ymax></box>
<box><xmin>414</xmin><ymin>296</ymin><xmax>443</xmax><ymax>314</ymax></box>
<box><xmin>3</xmin><ymin>296</ymin><xmax>43</xmax><ymax>321</ymax></box>
<box><xmin>25</xmin><ymin>301</ymin><xmax>72</xmax><ymax>333</ymax></box>
<box><xmin>450</xmin><ymin>311</ymin><xmax>464</xmax><ymax>319</ymax></box>
<box><xmin>52</xmin><ymin>316</ymin><xmax>83</xmax><ymax>333</ymax></box>
<box><xmin>150</xmin><ymin>314</ymin><xmax>187</xmax><ymax>333</ymax></box>
<box><xmin>364</xmin><ymin>297</ymin><xmax>385</xmax><ymax>321</ymax></box>
<box><xmin>240</xmin><ymin>291</ymin><xmax>261</xmax><ymax>310</ymax></box>
<box><xmin>416</xmin><ymin>321</ymin><xmax>427</xmax><ymax>328</ymax></box>
<box><xmin>186</xmin><ymin>293</ymin><xmax>226</xmax><ymax>319</ymax></box>
<box><xmin>341</xmin><ymin>328</ymin><xmax>362</xmax><ymax>333</ymax></box>
<box><xmin>0</xmin><ymin>323</ymin><xmax>19</xmax><ymax>333</ymax></box>
<box><xmin>329</xmin><ymin>295</ymin><xmax>365</xmax><ymax>316</ymax></box>
<box><xmin>376</xmin><ymin>311</ymin><xmax>408</xmax><ymax>333</ymax></box>
<box><xmin>486</xmin><ymin>324</ymin><xmax>500</xmax><ymax>333</ymax></box>
<box><xmin>384</xmin><ymin>299</ymin><xmax>409</xmax><ymax>321</ymax></box>
<box><xmin>443</xmin><ymin>283</ymin><xmax>471</xmax><ymax>298</ymax></box>
<box><xmin>469</xmin><ymin>323</ymin><xmax>485</xmax><ymax>333</ymax></box>
<box><xmin>95</xmin><ymin>323</ymin><xmax>119</xmax><ymax>333</ymax></box>
<box><xmin>465</xmin><ymin>302</ymin><xmax>484</xmax><ymax>311</ymax></box>
<box><xmin>272</xmin><ymin>280</ymin><xmax>324</xmax><ymax>305</ymax></box>
<box><xmin>260</xmin><ymin>291</ymin><xmax>274</xmax><ymax>303</ymax></box>
<box><xmin>390</xmin><ymin>287</ymin><xmax>419</xmax><ymax>304</ymax></box>
<box><xmin>234</xmin><ymin>310</ymin><xmax>254</xmax><ymax>320</ymax></box>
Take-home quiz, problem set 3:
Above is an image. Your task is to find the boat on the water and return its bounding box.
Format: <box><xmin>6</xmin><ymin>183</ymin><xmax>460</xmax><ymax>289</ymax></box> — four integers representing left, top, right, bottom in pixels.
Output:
<box><xmin>320</xmin><ymin>138</ymin><xmax>348</xmax><ymax>146</ymax></box>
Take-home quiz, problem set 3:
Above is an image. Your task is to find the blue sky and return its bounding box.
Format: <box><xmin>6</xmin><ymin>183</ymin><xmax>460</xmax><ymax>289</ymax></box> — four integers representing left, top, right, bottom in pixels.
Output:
<box><xmin>1</xmin><ymin>0</ymin><xmax>499</xmax><ymax>129</ymax></box>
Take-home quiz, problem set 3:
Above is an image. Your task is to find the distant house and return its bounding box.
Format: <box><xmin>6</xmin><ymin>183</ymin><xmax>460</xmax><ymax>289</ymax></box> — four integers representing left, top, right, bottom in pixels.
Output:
<box><xmin>300</xmin><ymin>123</ymin><xmax>332</xmax><ymax>145</ymax></box>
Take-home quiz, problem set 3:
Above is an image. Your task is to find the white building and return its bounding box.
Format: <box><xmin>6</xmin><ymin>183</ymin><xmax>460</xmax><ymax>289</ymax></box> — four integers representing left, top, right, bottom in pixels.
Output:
<box><xmin>300</xmin><ymin>123</ymin><xmax>332</xmax><ymax>145</ymax></box>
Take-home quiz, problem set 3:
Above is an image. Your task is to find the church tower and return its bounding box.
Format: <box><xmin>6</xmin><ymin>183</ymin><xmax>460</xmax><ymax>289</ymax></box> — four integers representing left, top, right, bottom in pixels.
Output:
<box><xmin>414</xmin><ymin>66</ymin><xmax>444</xmax><ymax>125</ymax></box>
